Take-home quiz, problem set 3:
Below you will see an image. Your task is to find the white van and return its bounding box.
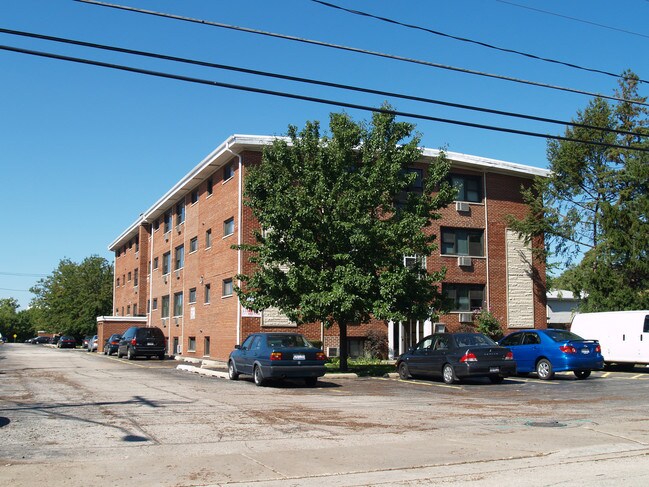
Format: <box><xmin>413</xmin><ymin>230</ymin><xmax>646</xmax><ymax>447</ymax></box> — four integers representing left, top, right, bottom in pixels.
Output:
<box><xmin>571</xmin><ymin>311</ymin><xmax>649</xmax><ymax>367</ymax></box>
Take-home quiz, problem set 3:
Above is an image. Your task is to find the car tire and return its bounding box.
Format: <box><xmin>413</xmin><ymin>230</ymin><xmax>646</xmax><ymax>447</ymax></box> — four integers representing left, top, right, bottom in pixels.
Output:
<box><xmin>398</xmin><ymin>362</ymin><xmax>410</xmax><ymax>380</ymax></box>
<box><xmin>158</xmin><ymin>353</ymin><xmax>165</xmax><ymax>360</ymax></box>
<box><xmin>116</xmin><ymin>349</ymin><xmax>122</xmax><ymax>358</ymax></box>
<box><xmin>253</xmin><ymin>365</ymin><xmax>265</xmax><ymax>387</ymax></box>
<box><xmin>305</xmin><ymin>377</ymin><xmax>317</xmax><ymax>387</ymax></box>
<box><xmin>127</xmin><ymin>347</ymin><xmax>136</xmax><ymax>360</ymax></box>
<box><xmin>442</xmin><ymin>364</ymin><xmax>456</xmax><ymax>384</ymax></box>
<box><xmin>536</xmin><ymin>359</ymin><xmax>554</xmax><ymax>380</ymax></box>
<box><xmin>574</xmin><ymin>370</ymin><xmax>591</xmax><ymax>380</ymax></box>
<box><xmin>228</xmin><ymin>361</ymin><xmax>239</xmax><ymax>380</ymax></box>
<box><xmin>489</xmin><ymin>375</ymin><xmax>504</xmax><ymax>384</ymax></box>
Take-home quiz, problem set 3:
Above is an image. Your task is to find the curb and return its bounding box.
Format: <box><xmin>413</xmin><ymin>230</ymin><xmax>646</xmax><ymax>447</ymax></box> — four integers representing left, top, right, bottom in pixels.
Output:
<box><xmin>176</xmin><ymin>364</ymin><xmax>228</xmax><ymax>379</ymax></box>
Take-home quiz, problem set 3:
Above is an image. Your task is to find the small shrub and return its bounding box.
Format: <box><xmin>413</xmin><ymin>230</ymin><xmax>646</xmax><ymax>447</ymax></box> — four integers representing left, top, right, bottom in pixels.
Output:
<box><xmin>365</xmin><ymin>329</ymin><xmax>388</xmax><ymax>359</ymax></box>
<box><xmin>474</xmin><ymin>309</ymin><xmax>503</xmax><ymax>341</ymax></box>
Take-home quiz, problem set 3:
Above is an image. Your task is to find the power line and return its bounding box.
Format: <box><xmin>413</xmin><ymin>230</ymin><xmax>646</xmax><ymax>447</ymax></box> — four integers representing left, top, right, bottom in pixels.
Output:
<box><xmin>311</xmin><ymin>0</ymin><xmax>645</xmax><ymax>84</ymax></box>
<box><xmin>2</xmin><ymin>27</ymin><xmax>645</xmax><ymax>138</ymax></box>
<box><xmin>496</xmin><ymin>0</ymin><xmax>649</xmax><ymax>40</ymax></box>
<box><xmin>0</xmin><ymin>271</ymin><xmax>47</xmax><ymax>278</ymax></box>
<box><xmin>2</xmin><ymin>44</ymin><xmax>648</xmax><ymax>153</ymax></box>
<box><xmin>74</xmin><ymin>0</ymin><xmax>648</xmax><ymax>108</ymax></box>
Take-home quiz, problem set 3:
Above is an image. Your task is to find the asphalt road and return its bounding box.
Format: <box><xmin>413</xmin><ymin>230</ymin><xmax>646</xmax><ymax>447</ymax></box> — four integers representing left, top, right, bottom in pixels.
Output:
<box><xmin>1</xmin><ymin>343</ymin><xmax>649</xmax><ymax>486</ymax></box>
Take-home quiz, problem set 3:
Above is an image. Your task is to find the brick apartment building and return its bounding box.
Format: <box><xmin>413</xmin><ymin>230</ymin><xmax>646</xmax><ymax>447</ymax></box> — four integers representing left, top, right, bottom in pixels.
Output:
<box><xmin>108</xmin><ymin>134</ymin><xmax>549</xmax><ymax>361</ymax></box>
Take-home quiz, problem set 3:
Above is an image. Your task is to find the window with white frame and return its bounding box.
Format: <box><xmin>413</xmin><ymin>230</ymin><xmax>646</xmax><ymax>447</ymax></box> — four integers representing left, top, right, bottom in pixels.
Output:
<box><xmin>441</xmin><ymin>228</ymin><xmax>484</xmax><ymax>256</ymax></box>
<box><xmin>223</xmin><ymin>217</ymin><xmax>235</xmax><ymax>237</ymax></box>
<box><xmin>443</xmin><ymin>284</ymin><xmax>485</xmax><ymax>312</ymax></box>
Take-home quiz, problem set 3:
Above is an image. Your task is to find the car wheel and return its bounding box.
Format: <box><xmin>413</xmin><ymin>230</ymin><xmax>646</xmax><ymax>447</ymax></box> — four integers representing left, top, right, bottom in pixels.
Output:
<box><xmin>253</xmin><ymin>365</ymin><xmax>265</xmax><ymax>387</ymax></box>
<box><xmin>442</xmin><ymin>364</ymin><xmax>456</xmax><ymax>384</ymax></box>
<box><xmin>127</xmin><ymin>347</ymin><xmax>136</xmax><ymax>360</ymax></box>
<box><xmin>536</xmin><ymin>359</ymin><xmax>554</xmax><ymax>380</ymax></box>
<box><xmin>228</xmin><ymin>361</ymin><xmax>239</xmax><ymax>380</ymax></box>
<box><xmin>398</xmin><ymin>362</ymin><xmax>410</xmax><ymax>380</ymax></box>
<box><xmin>117</xmin><ymin>349</ymin><xmax>123</xmax><ymax>358</ymax></box>
<box><xmin>304</xmin><ymin>377</ymin><xmax>317</xmax><ymax>387</ymax></box>
<box><xmin>489</xmin><ymin>375</ymin><xmax>504</xmax><ymax>384</ymax></box>
<box><xmin>158</xmin><ymin>353</ymin><xmax>165</xmax><ymax>360</ymax></box>
<box><xmin>574</xmin><ymin>370</ymin><xmax>591</xmax><ymax>380</ymax></box>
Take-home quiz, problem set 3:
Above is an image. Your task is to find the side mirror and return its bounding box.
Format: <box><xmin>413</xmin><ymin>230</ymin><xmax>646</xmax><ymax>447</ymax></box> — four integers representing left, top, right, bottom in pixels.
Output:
<box><xmin>234</xmin><ymin>344</ymin><xmax>242</xmax><ymax>350</ymax></box>
<box><xmin>407</xmin><ymin>347</ymin><xmax>414</xmax><ymax>353</ymax></box>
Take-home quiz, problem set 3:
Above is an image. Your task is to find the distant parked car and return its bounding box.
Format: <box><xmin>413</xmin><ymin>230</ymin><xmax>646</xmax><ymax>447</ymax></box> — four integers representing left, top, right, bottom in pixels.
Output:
<box><xmin>49</xmin><ymin>335</ymin><xmax>60</xmax><ymax>345</ymax></box>
<box><xmin>57</xmin><ymin>336</ymin><xmax>76</xmax><ymax>349</ymax></box>
<box><xmin>82</xmin><ymin>336</ymin><xmax>92</xmax><ymax>349</ymax></box>
<box><xmin>87</xmin><ymin>335</ymin><xmax>98</xmax><ymax>352</ymax></box>
<box><xmin>117</xmin><ymin>327</ymin><xmax>166</xmax><ymax>360</ymax></box>
<box><xmin>228</xmin><ymin>332</ymin><xmax>328</xmax><ymax>387</ymax></box>
<box><xmin>31</xmin><ymin>336</ymin><xmax>50</xmax><ymax>344</ymax></box>
<box><xmin>103</xmin><ymin>334</ymin><xmax>122</xmax><ymax>356</ymax></box>
<box><xmin>396</xmin><ymin>333</ymin><xmax>516</xmax><ymax>384</ymax></box>
<box><xmin>499</xmin><ymin>329</ymin><xmax>604</xmax><ymax>380</ymax></box>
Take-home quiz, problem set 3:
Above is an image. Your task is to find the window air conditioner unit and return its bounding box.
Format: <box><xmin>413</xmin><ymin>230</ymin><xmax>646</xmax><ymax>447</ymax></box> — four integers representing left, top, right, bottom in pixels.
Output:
<box><xmin>174</xmin><ymin>317</ymin><xmax>179</xmax><ymax>325</ymax></box>
<box><xmin>457</xmin><ymin>256</ymin><xmax>472</xmax><ymax>267</ymax></box>
<box><xmin>164</xmin><ymin>232</ymin><xmax>170</xmax><ymax>242</ymax></box>
<box><xmin>327</xmin><ymin>347</ymin><xmax>339</xmax><ymax>357</ymax></box>
<box><xmin>176</xmin><ymin>224</ymin><xmax>182</xmax><ymax>234</ymax></box>
<box><xmin>163</xmin><ymin>275</ymin><xmax>168</xmax><ymax>284</ymax></box>
<box><xmin>175</xmin><ymin>269</ymin><xmax>181</xmax><ymax>279</ymax></box>
<box><xmin>455</xmin><ymin>201</ymin><xmax>470</xmax><ymax>213</ymax></box>
<box><xmin>433</xmin><ymin>323</ymin><xmax>446</xmax><ymax>333</ymax></box>
<box><xmin>459</xmin><ymin>312</ymin><xmax>473</xmax><ymax>323</ymax></box>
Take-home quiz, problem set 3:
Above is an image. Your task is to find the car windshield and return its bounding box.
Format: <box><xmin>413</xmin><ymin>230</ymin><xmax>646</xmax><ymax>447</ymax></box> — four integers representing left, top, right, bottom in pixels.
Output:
<box><xmin>454</xmin><ymin>333</ymin><xmax>496</xmax><ymax>347</ymax></box>
<box><xmin>546</xmin><ymin>330</ymin><xmax>584</xmax><ymax>342</ymax></box>
<box><xmin>266</xmin><ymin>334</ymin><xmax>312</xmax><ymax>348</ymax></box>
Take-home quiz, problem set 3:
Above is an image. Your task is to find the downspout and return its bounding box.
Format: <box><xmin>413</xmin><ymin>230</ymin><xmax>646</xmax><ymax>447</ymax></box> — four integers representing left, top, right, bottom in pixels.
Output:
<box><xmin>226</xmin><ymin>143</ymin><xmax>243</xmax><ymax>345</ymax></box>
<box><xmin>483</xmin><ymin>174</ymin><xmax>490</xmax><ymax>311</ymax></box>
<box><xmin>148</xmin><ymin>222</ymin><xmax>154</xmax><ymax>329</ymax></box>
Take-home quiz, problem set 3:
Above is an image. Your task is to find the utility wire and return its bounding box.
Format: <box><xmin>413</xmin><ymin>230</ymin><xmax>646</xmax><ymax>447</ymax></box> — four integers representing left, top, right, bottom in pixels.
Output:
<box><xmin>2</xmin><ymin>44</ymin><xmax>648</xmax><ymax>153</ymax></box>
<box><xmin>0</xmin><ymin>271</ymin><xmax>47</xmax><ymax>277</ymax></box>
<box><xmin>312</xmin><ymin>0</ymin><xmax>644</xmax><ymax>84</ymax></box>
<box><xmin>2</xmin><ymin>27</ymin><xmax>645</xmax><ymax>138</ymax></box>
<box><xmin>74</xmin><ymin>0</ymin><xmax>647</xmax><ymax>108</ymax></box>
<box><xmin>496</xmin><ymin>0</ymin><xmax>649</xmax><ymax>40</ymax></box>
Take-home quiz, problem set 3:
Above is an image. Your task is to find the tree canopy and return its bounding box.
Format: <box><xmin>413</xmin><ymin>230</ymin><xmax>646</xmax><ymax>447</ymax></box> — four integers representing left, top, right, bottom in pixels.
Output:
<box><xmin>235</xmin><ymin>108</ymin><xmax>456</xmax><ymax>369</ymax></box>
<box><xmin>510</xmin><ymin>70</ymin><xmax>649</xmax><ymax>311</ymax></box>
<box><xmin>0</xmin><ymin>298</ymin><xmax>36</xmax><ymax>342</ymax></box>
<box><xmin>30</xmin><ymin>255</ymin><xmax>113</xmax><ymax>337</ymax></box>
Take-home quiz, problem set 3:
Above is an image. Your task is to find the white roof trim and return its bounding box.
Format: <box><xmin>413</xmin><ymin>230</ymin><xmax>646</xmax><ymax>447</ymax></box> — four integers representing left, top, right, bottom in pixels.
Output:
<box><xmin>109</xmin><ymin>134</ymin><xmax>549</xmax><ymax>251</ymax></box>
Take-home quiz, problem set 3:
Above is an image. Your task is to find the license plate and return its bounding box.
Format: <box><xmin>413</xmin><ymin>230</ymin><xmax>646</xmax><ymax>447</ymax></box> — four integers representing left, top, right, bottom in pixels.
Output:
<box><xmin>293</xmin><ymin>354</ymin><xmax>305</xmax><ymax>360</ymax></box>
<box><xmin>489</xmin><ymin>367</ymin><xmax>500</xmax><ymax>373</ymax></box>
<box><xmin>147</xmin><ymin>342</ymin><xmax>154</xmax><ymax>346</ymax></box>
<box><xmin>581</xmin><ymin>348</ymin><xmax>590</xmax><ymax>354</ymax></box>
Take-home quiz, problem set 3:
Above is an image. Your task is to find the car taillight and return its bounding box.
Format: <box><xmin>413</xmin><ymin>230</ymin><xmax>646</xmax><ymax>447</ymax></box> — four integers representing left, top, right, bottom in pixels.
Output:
<box><xmin>595</xmin><ymin>344</ymin><xmax>601</xmax><ymax>353</ymax></box>
<box><xmin>505</xmin><ymin>351</ymin><xmax>514</xmax><ymax>360</ymax></box>
<box><xmin>460</xmin><ymin>352</ymin><xmax>477</xmax><ymax>363</ymax></box>
<box><xmin>111</xmin><ymin>340</ymin><xmax>119</xmax><ymax>345</ymax></box>
<box><xmin>560</xmin><ymin>345</ymin><xmax>576</xmax><ymax>354</ymax></box>
<box><xmin>131</xmin><ymin>338</ymin><xmax>137</xmax><ymax>346</ymax></box>
<box><xmin>315</xmin><ymin>351</ymin><xmax>327</xmax><ymax>361</ymax></box>
<box><xmin>270</xmin><ymin>352</ymin><xmax>282</xmax><ymax>361</ymax></box>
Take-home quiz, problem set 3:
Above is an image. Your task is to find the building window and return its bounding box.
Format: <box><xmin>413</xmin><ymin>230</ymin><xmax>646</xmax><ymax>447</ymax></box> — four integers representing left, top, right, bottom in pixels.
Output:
<box><xmin>127</xmin><ymin>304</ymin><xmax>131</xmax><ymax>315</ymax></box>
<box><xmin>174</xmin><ymin>245</ymin><xmax>185</xmax><ymax>270</ymax></box>
<box><xmin>133</xmin><ymin>304</ymin><xmax>137</xmax><ymax>316</ymax></box>
<box><xmin>134</xmin><ymin>269</ymin><xmax>139</xmax><ymax>287</ymax></box>
<box><xmin>450</xmin><ymin>173</ymin><xmax>482</xmax><ymax>203</ymax></box>
<box><xmin>189</xmin><ymin>236</ymin><xmax>198</xmax><ymax>253</ymax></box>
<box><xmin>127</xmin><ymin>271</ymin><xmax>131</xmax><ymax>282</ymax></box>
<box><xmin>188</xmin><ymin>336</ymin><xmax>196</xmax><ymax>352</ymax></box>
<box><xmin>206</xmin><ymin>229</ymin><xmax>212</xmax><ymax>248</ymax></box>
<box><xmin>162</xmin><ymin>252</ymin><xmax>171</xmax><ymax>275</ymax></box>
<box><xmin>404</xmin><ymin>255</ymin><xmax>426</xmax><ymax>269</ymax></box>
<box><xmin>190</xmin><ymin>189</ymin><xmax>199</xmax><ymax>205</ymax></box>
<box><xmin>204</xmin><ymin>283</ymin><xmax>211</xmax><ymax>304</ymax></box>
<box><xmin>153</xmin><ymin>257</ymin><xmax>159</xmax><ymax>270</ymax></box>
<box><xmin>173</xmin><ymin>292</ymin><xmax>183</xmax><ymax>317</ymax></box>
<box><xmin>147</xmin><ymin>300</ymin><xmax>150</xmax><ymax>313</ymax></box>
<box><xmin>207</xmin><ymin>177</ymin><xmax>213</xmax><ymax>196</ymax></box>
<box><xmin>224</xmin><ymin>217</ymin><xmax>235</xmax><ymax>237</ymax></box>
<box><xmin>164</xmin><ymin>211</ymin><xmax>172</xmax><ymax>233</ymax></box>
<box><xmin>161</xmin><ymin>295</ymin><xmax>170</xmax><ymax>318</ymax></box>
<box><xmin>443</xmin><ymin>284</ymin><xmax>485</xmax><ymax>312</ymax></box>
<box><xmin>152</xmin><ymin>298</ymin><xmax>158</xmax><ymax>310</ymax></box>
<box><xmin>396</xmin><ymin>168</ymin><xmax>424</xmax><ymax>207</ymax></box>
<box><xmin>135</xmin><ymin>238</ymin><xmax>139</xmax><ymax>253</ymax></box>
<box><xmin>441</xmin><ymin>228</ymin><xmax>485</xmax><ymax>256</ymax></box>
<box><xmin>204</xmin><ymin>336</ymin><xmax>210</xmax><ymax>356</ymax></box>
<box><xmin>116</xmin><ymin>277</ymin><xmax>120</xmax><ymax>287</ymax></box>
<box><xmin>175</xmin><ymin>201</ymin><xmax>185</xmax><ymax>227</ymax></box>
<box><xmin>189</xmin><ymin>288</ymin><xmax>196</xmax><ymax>304</ymax></box>
<box><xmin>153</xmin><ymin>218</ymin><xmax>159</xmax><ymax>231</ymax></box>
<box><xmin>222</xmin><ymin>278</ymin><xmax>233</xmax><ymax>297</ymax></box>
<box><xmin>223</xmin><ymin>162</ymin><xmax>235</xmax><ymax>181</ymax></box>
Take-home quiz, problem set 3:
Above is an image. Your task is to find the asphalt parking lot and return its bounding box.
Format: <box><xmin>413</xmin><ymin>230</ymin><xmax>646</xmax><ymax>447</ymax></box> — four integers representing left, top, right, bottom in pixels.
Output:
<box><xmin>2</xmin><ymin>343</ymin><xmax>649</xmax><ymax>486</ymax></box>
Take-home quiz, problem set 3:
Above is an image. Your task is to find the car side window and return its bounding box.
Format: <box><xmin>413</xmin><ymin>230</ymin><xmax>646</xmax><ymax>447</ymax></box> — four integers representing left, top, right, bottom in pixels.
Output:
<box><xmin>434</xmin><ymin>336</ymin><xmax>449</xmax><ymax>350</ymax></box>
<box><xmin>241</xmin><ymin>335</ymin><xmax>254</xmax><ymax>350</ymax></box>
<box><xmin>500</xmin><ymin>334</ymin><xmax>522</xmax><ymax>346</ymax></box>
<box><xmin>251</xmin><ymin>336</ymin><xmax>263</xmax><ymax>350</ymax></box>
<box><xmin>417</xmin><ymin>337</ymin><xmax>434</xmax><ymax>350</ymax></box>
<box><xmin>523</xmin><ymin>333</ymin><xmax>541</xmax><ymax>345</ymax></box>
<box><xmin>644</xmin><ymin>316</ymin><xmax>649</xmax><ymax>333</ymax></box>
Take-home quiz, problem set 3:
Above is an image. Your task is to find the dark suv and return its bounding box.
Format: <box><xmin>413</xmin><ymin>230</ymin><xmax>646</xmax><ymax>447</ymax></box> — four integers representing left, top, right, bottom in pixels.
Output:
<box><xmin>117</xmin><ymin>327</ymin><xmax>166</xmax><ymax>360</ymax></box>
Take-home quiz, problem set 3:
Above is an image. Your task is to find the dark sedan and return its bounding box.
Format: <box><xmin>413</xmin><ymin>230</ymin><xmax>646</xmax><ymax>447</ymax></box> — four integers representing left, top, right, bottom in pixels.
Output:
<box><xmin>499</xmin><ymin>329</ymin><xmax>604</xmax><ymax>380</ymax></box>
<box><xmin>31</xmin><ymin>336</ymin><xmax>50</xmax><ymax>344</ymax></box>
<box><xmin>228</xmin><ymin>333</ymin><xmax>328</xmax><ymax>387</ymax></box>
<box><xmin>103</xmin><ymin>334</ymin><xmax>122</xmax><ymax>356</ymax></box>
<box><xmin>57</xmin><ymin>336</ymin><xmax>76</xmax><ymax>348</ymax></box>
<box><xmin>396</xmin><ymin>332</ymin><xmax>516</xmax><ymax>384</ymax></box>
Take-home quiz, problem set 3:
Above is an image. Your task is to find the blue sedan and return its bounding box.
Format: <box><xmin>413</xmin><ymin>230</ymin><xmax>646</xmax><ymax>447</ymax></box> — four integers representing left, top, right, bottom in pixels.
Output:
<box><xmin>228</xmin><ymin>333</ymin><xmax>328</xmax><ymax>387</ymax></box>
<box><xmin>499</xmin><ymin>329</ymin><xmax>604</xmax><ymax>380</ymax></box>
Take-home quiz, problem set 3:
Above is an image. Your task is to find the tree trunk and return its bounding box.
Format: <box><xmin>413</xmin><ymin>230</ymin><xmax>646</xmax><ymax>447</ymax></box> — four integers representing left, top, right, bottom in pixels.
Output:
<box><xmin>339</xmin><ymin>321</ymin><xmax>348</xmax><ymax>372</ymax></box>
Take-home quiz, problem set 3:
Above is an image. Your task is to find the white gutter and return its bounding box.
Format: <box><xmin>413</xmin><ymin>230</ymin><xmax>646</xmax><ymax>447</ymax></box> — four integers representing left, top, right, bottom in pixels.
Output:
<box><xmin>226</xmin><ymin>143</ymin><xmax>243</xmax><ymax>345</ymax></box>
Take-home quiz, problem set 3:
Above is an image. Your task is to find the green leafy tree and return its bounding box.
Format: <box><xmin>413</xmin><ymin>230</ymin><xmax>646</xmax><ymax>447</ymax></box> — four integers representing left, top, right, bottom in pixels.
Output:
<box><xmin>511</xmin><ymin>71</ymin><xmax>649</xmax><ymax>311</ymax></box>
<box><xmin>30</xmin><ymin>255</ymin><xmax>113</xmax><ymax>338</ymax></box>
<box><xmin>0</xmin><ymin>298</ymin><xmax>37</xmax><ymax>341</ymax></box>
<box><xmin>235</xmin><ymin>108</ymin><xmax>456</xmax><ymax>370</ymax></box>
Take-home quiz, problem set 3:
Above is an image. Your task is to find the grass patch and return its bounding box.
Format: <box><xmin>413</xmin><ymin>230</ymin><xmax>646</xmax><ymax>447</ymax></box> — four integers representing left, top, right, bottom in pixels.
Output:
<box><xmin>325</xmin><ymin>357</ymin><xmax>396</xmax><ymax>377</ymax></box>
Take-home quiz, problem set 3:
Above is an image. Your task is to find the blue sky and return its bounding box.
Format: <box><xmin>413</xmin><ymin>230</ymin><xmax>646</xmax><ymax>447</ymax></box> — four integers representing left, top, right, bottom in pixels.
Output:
<box><xmin>1</xmin><ymin>0</ymin><xmax>647</xmax><ymax>309</ymax></box>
